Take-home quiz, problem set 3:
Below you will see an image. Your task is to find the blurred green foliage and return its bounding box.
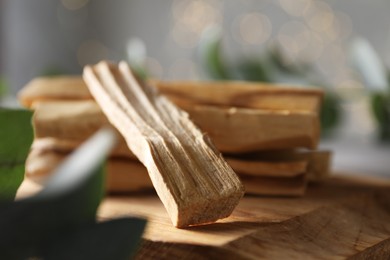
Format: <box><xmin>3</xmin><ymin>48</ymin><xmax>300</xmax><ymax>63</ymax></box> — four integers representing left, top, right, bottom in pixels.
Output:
<box><xmin>371</xmin><ymin>92</ymin><xmax>390</xmax><ymax>141</ymax></box>
<box><xmin>0</xmin><ymin>77</ymin><xmax>8</xmax><ymax>98</ymax></box>
<box><xmin>198</xmin><ymin>28</ymin><xmax>341</xmax><ymax>137</ymax></box>
<box><xmin>0</xmin><ymin>109</ymin><xmax>33</xmax><ymax>200</ymax></box>
<box><xmin>350</xmin><ymin>37</ymin><xmax>390</xmax><ymax>142</ymax></box>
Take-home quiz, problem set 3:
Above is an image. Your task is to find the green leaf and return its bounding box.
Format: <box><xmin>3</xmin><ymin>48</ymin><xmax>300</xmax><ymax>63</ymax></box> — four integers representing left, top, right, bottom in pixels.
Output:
<box><xmin>371</xmin><ymin>93</ymin><xmax>390</xmax><ymax>141</ymax></box>
<box><xmin>44</xmin><ymin>218</ymin><xmax>146</xmax><ymax>260</ymax></box>
<box><xmin>233</xmin><ymin>59</ymin><xmax>271</xmax><ymax>82</ymax></box>
<box><xmin>0</xmin><ymin>77</ymin><xmax>7</xmax><ymax>97</ymax></box>
<box><xmin>0</xmin><ymin>108</ymin><xmax>33</xmax><ymax>201</ymax></box>
<box><xmin>320</xmin><ymin>92</ymin><xmax>342</xmax><ymax>137</ymax></box>
<box><xmin>198</xmin><ymin>26</ymin><xmax>230</xmax><ymax>80</ymax></box>
<box><xmin>0</xmin><ymin>128</ymin><xmax>127</xmax><ymax>259</ymax></box>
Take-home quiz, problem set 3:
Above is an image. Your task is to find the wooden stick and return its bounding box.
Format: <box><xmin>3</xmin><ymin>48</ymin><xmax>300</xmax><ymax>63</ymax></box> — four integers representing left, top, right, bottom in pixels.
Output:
<box><xmin>19</xmin><ymin>77</ymin><xmax>323</xmax><ymax>114</ymax></box>
<box><xmin>241</xmin><ymin>174</ymin><xmax>307</xmax><ymax>196</ymax></box>
<box><xmin>32</xmin><ymin>100</ymin><xmax>320</xmax><ymax>153</ymax></box>
<box><xmin>244</xmin><ymin>149</ymin><xmax>332</xmax><ymax>181</ymax></box>
<box><xmin>187</xmin><ymin>105</ymin><xmax>319</xmax><ymax>152</ymax></box>
<box><xmin>32</xmin><ymin>100</ymin><xmax>109</xmax><ymax>140</ymax></box>
<box><xmin>31</xmin><ymin>137</ymin><xmax>136</xmax><ymax>159</ymax></box>
<box><xmin>18</xmin><ymin>76</ymin><xmax>92</xmax><ymax>108</ymax></box>
<box><xmin>32</xmin><ymin>136</ymin><xmax>311</xmax><ymax>180</ymax></box>
<box><xmin>26</xmin><ymin>146</ymin><xmax>308</xmax><ymax>196</ymax></box>
<box><xmin>83</xmin><ymin>61</ymin><xmax>244</xmax><ymax>228</ymax></box>
<box><xmin>152</xmin><ymin>80</ymin><xmax>323</xmax><ymax>114</ymax></box>
<box><xmin>225</xmin><ymin>157</ymin><xmax>307</xmax><ymax>178</ymax></box>
<box><xmin>25</xmin><ymin>148</ymin><xmax>152</xmax><ymax>192</ymax></box>
<box><xmin>32</xmin><ymin>101</ymin><xmax>135</xmax><ymax>158</ymax></box>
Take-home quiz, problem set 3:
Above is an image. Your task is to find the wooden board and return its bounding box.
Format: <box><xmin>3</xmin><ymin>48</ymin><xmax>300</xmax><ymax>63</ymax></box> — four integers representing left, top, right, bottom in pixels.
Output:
<box><xmin>17</xmin><ymin>175</ymin><xmax>390</xmax><ymax>259</ymax></box>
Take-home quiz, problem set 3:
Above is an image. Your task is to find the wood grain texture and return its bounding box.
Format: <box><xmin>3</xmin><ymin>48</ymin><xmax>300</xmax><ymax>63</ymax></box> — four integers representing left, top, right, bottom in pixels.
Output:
<box><xmin>32</xmin><ymin>99</ymin><xmax>319</xmax><ymax>153</ymax></box>
<box><xmin>187</xmin><ymin>105</ymin><xmax>319</xmax><ymax>152</ymax></box>
<box><xmin>16</xmin><ymin>176</ymin><xmax>390</xmax><ymax>258</ymax></box>
<box><xmin>225</xmin><ymin>157</ymin><xmax>307</xmax><ymax>177</ymax></box>
<box><xmin>25</xmin><ymin>148</ymin><xmax>152</xmax><ymax>192</ymax></box>
<box><xmin>18</xmin><ymin>76</ymin><xmax>92</xmax><ymax>108</ymax></box>
<box><xmin>32</xmin><ymin>101</ymin><xmax>134</xmax><ymax>158</ymax></box>
<box><xmin>26</xmin><ymin>140</ymin><xmax>310</xmax><ymax>196</ymax></box>
<box><xmin>19</xmin><ymin>77</ymin><xmax>323</xmax><ymax>114</ymax></box>
<box><xmin>249</xmin><ymin>149</ymin><xmax>332</xmax><ymax>181</ymax></box>
<box><xmin>241</xmin><ymin>174</ymin><xmax>307</xmax><ymax>196</ymax></box>
<box><xmin>152</xmin><ymin>80</ymin><xmax>323</xmax><ymax>114</ymax></box>
<box><xmin>83</xmin><ymin>61</ymin><xmax>244</xmax><ymax>227</ymax></box>
<box><xmin>98</xmin><ymin>176</ymin><xmax>390</xmax><ymax>259</ymax></box>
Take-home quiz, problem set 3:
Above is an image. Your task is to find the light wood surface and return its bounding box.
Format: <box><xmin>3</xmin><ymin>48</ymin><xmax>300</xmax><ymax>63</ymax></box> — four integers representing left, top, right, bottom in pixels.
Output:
<box><xmin>17</xmin><ymin>174</ymin><xmax>390</xmax><ymax>259</ymax></box>
<box><xmin>83</xmin><ymin>61</ymin><xmax>244</xmax><ymax>228</ymax></box>
<box><xmin>100</xmin><ymin>175</ymin><xmax>390</xmax><ymax>259</ymax></box>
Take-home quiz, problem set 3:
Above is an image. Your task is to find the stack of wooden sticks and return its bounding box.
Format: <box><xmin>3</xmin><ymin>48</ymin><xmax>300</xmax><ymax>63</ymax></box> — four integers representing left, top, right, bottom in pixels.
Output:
<box><xmin>19</xmin><ymin>73</ymin><xmax>331</xmax><ymax>197</ymax></box>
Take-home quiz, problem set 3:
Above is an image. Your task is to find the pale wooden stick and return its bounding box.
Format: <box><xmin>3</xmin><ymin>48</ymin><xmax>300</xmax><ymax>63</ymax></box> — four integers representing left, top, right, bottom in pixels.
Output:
<box><xmin>32</xmin><ymin>101</ymin><xmax>135</xmax><ymax>158</ymax></box>
<box><xmin>241</xmin><ymin>175</ymin><xmax>307</xmax><ymax>196</ymax></box>
<box><xmin>246</xmin><ymin>150</ymin><xmax>332</xmax><ymax>181</ymax></box>
<box><xmin>31</xmin><ymin>137</ymin><xmax>136</xmax><ymax>159</ymax></box>
<box><xmin>32</xmin><ymin>100</ymin><xmax>320</xmax><ymax>153</ymax></box>
<box><xmin>31</xmin><ymin>137</ymin><xmax>309</xmax><ymax>180</ymax></box>
<box><xmin>18</xmin><ymin>76</ymin><xmax>92</xmax><ymax>108</ymax></box>
<box><xmin>25</xmin><ymin>148</ymin><xmax>152</xmax><ymax>192</ymax></box>
<box><xmin>26</xmin><ymin>147</ymin><xmax>308</xmax><ymax>196</ymax></box>
<box><xmin>152</xmin><ymin>80</ymin><xmax>323</xmax><ymax>114</ymax></box>
<box><xmin>83</xmin><ymin>61</ymin><xmax>244</xmax><ymax>228</ymax></box>
<box><xmin>187</xmin><ymin>105</ymin><xmax>320</xmax><ymax>152</ymax></box>
<box><xmin>19</xmin><ymin>76</ymin><xmax>323</xmax><ymax>114</ymax></box>
<box><xmin>225</xmin><ymin>157</ymin><xmax>307</xmax><ymax>178</ymax></box>
<box><xmin>33</xmin><ymin>100</ymin><xmax>109</xmax><ymax>140</ymax></box>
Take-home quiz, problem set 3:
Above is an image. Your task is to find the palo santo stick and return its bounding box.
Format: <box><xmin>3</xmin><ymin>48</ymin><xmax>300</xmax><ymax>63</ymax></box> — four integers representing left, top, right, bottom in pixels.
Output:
<box><xmin>26</xmin><ymin>146</ymin><xmax>307</xmax><ymax>196</ymax></box>
<box><xmin>19</xmin><ymin>77</ymin><xmax>323</xmax><ymax>114</ymax></box>
<box><xmin>152</xmin><ymin>80</ymin><xmax>323</xmax><ymax>114</ymax></box>
<box><xmin>246</xmin><ymin>149</ymin><xmax>332</xmax><ymax>181</ymax></box>
<box><xmin>83</xmin><ymin>61</ymin><xmax>244</xmax><ymax>228</ymax></box>
<box><xmin>33</xmin><ymin>100</ymin><xmax>109</xmax><ymax>140</ymax></box>
<box><xmin>225</xmin><ymin>157</ymin><xmax>307</xmax><ymax>178</ymax></box>
<box><xmin>25</xmin><ymin>148</ymin><xmax>152</xmax><ymax>192</ymax></box>
<box><xmin>33</xmin><ymin>100</ymin><xmax>319</xmax><ymax>153</ymax></box>
<box><xmin>31</xmin><ymin>137</ymin><xmax>135</xmax><ymax>159</ymax></box>
<box><xmin>32</xmin><ymin>136</ymin><xmax>309</xmax><ymax>180</ymax></box>
<box><xmin>18</xmin><ymin>76</ymin><xmax>92</xmax><ymax>108</ymax></box>
<box><xmin>32</xmin><ymin>101</ymin><xmax>135</xmax><ymax>159</ymax></box>
<box><xmin>188</xmin><ymin>105</ymin><xmax>320</xmax><ymax>152</ymax></box>
<box><xmin>241</xmin><ymin>175</ymin><xmax>307</xmax><ymax>197</ymax></box>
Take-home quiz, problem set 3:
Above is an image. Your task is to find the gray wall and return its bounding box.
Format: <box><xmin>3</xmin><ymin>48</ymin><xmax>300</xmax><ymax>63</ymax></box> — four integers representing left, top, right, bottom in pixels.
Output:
<box><xmin>1</xmin><ymin>0</ymin><xmax>390</xmax><ymax>93</ymax></box>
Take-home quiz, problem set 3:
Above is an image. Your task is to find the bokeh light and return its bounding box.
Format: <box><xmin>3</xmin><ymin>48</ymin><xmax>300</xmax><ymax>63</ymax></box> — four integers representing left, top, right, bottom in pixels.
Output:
<box><xmin>171</xmin><ymin>0</ymin><xmax>222</xmax><ymax>48</ymax></box>
<box><xmin>238</xmin><ymin>13</ymin><xmax>272</xmax><ymax>45</ymax></box>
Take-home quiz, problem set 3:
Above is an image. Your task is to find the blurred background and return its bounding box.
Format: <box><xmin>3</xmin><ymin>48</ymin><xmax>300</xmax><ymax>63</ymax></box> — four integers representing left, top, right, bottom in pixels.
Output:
<box><xmin>1</xmin><ymin>0</ymin><xmax>390</xmax><ymax>176</ymax></box>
